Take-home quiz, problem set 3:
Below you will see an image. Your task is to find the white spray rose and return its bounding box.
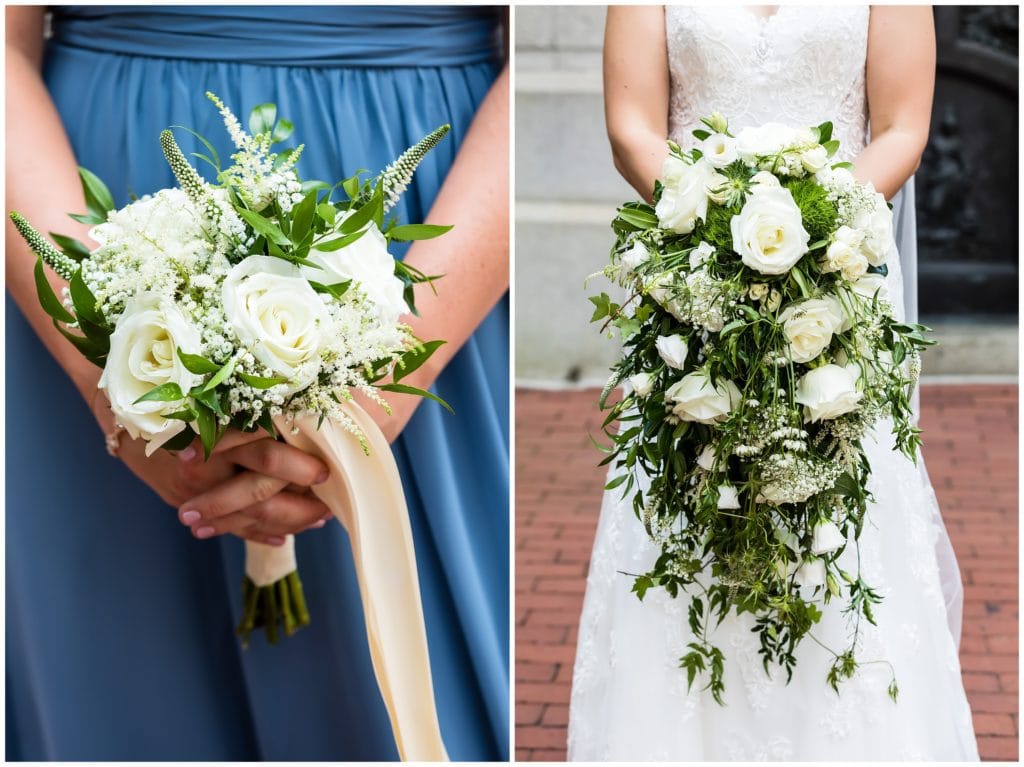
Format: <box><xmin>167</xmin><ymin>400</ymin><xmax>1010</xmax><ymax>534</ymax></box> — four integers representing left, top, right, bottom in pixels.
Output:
<box><xmin>717</xmin><ymin>484</ymin><xmax>741</xmax><ymax>509</ymax></box>
<box><xmin>690</xmin><ymin>240</ymin><xmax>715</xmax><ymax>269</ymax></box>
<box><xmin>748</xmin><ymin>283</ymin><xmax>769</xmax><ymax>302</ymax></box>
<box><xmin>666</xmin><ymin>372</ymin><xmax>741</xmax><ymax>424</ymax></box>
<box><xmin>656</xmin><ymin>157</ymin><xmax>718</xmax><ymax>234</ymax></box>
<box><xmin>701</xmin><ymin>133</ymin><xmax>738</xmax><ymax>168</ymax></box>
<box><xmin>99</xmin><ymin>293</ymin><xmax>203</xmax><ymax>456</ymax></box>
<box><xmin>823</xmin><ymin>225</ymin><xmax>869</xmax><ymax>280</ymax></box>
<box><xmin>301</xmin><ymin>219</ymin><xmax>408</xmax><ymax>324</ymax></box>
<box><xmin>730</xmin><ymin>185</ymin><xmax>810</xmax><ymax>275</ymax></box>
<box><xmin>794</xmin><ymin>364</ymin><xmax>863</xmax><ymax>422</ymax></box>
<box><xmin>766</xmin><ymin>289</ymin><xmax>783</xmax><ymax>313</ymax></box>
<box><xmin>849</xmin><ymin>273</ymin><xmax>889</xmax><ymax>304</ymax></box>
<box><xmin>811</xmin><ymin>520</ymin><xmax>847</xmax><ymax>555</ymax></box>
<box><xmin>224</xmin><ymin>256</ymin><xmax>327</xmax><ymax>394</ymax></box>
<box><xmin>655</xmin><ymin>334</ymin><xmax>689</xmax><ymax>370</ymax></box>
<box><xmin>853</xmin><ymin>200</ymin><xmax>894</xmax><ymax>266</ymax></box>
<box><xmin>620</xmin><ymin>241</ymin><xmax>650</xmax><ymax>273</ymax></box>
<box><xmin>800</xmin><ymin>145</ymin><xmax>829</xmax><ymax>173</ymax></box>
<box><xmin>628</xmin><ymin>372</ymin><xmax>654</xmax><ymax>398</ymax></box>
<box><xmin>778</xmin><ymin>298</ymin><xmax>845</xmax><ymax>363</ymax></box>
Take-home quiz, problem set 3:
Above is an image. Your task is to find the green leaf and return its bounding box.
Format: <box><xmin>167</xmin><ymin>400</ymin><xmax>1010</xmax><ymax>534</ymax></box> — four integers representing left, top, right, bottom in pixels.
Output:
<box><xmin>589</xmin><ymin>292</ymin><xmax>619</xmax><ymax>323</ymax></box>
<box><xmin>34</xmin><ymin>258</ymin><xmax>74</xmax><ymax>323</ymax></box>
<box><xmin>388</xmin><ymin>224</ymin><xmax>453</xmax><ymax>242</ymax></box>
<box><xmin>316</xmin><ymin>202</ymin><xmax>337</xmax><ymax>226</ymax></box>
<box><xmin>162</xmin><ymin>428</ymin><xmax>197</xmax><ymax>452</ymax></box>
<box><xmin>290</xmin><ymin>188</ymin><xmax>319</xmax><ymax>244</ymax></box>
<box><xmin>176</xmin><ymin>348</ymin><xmax>220</xmax><ymax>375</ymax></box>
<box><xmin>201</xmin><ymin>356</ymin><xmax>237</xmax><ymax>393</ymax></box>
<box><xmin>70</xmin><ymin>270</ymin><xmax>105</xmax><ymax>327</ymax></box>
<box><xmin>67</xmin><ymin>212</ymin><xmax>105</xmax><ymax>226</ymax></box>
<box><xmin>379</xmin><ymin>382</ymin><xmax>454</xmax><ymax>414</ymax></box>
<box><xmin>314</xmin><ymin>228</ymin><xmax>366</xmax><ymax>252</ymax></box>
<box><xmin>271</xmin><ymin>118</ymin><xmax>294</xmax><ymax>143</ymax></box>
<box><xmin>791</xmin><ymin>266</ymin><xmax>811</xmax><ymax>299</ymax></box>
<box><xmin>78</xmin><ymin>166</ymin><xmax>115</xmax><ymax>220</ymax></box>
<box><xmin>248</xmin><ymin>102</ymin><xmax>277</xmax><ymax>137</ymax></box>
<box><xmin>237</xmin><ymin>207</ymin><xmax>290</xmax><ymax>246</ymax></box>
<box><xmin>191</xmin><ymin>386</ymin><xmax>224</xmax><ymax>417</ymax></box>
<box><xmin>817</xmin><ymin>121</ymin><xmax>833</xmax><ymax>143</ymax></box>
<box><xmin>393</xmin><ymin>340</ymin><xmax>446</xmax><ymax>383</ymax></box>
<box><xmin>53</xmin><ymin>319</ymin><xmax>103</xmax><ymax>365</ymax></box>
<box><xmin>822</xmin><ymin>140</ymin><xmax>840</xmax><ymax>157</ymax></box>
<box><xmin>195</xmin><ymin>404</ymin><xmax>217</xmax><ymax>459</ymax></box>
<box><xmin>237</xmin><ymin>371</ymin><xmax>289</xmax><ymax>389</ymax></box>
<box><xmin>308</xmin><ymin>280</ymin><xmax>352</xmax><ymax>301</ymax></box>
<box><xmin>616</xmin><ymin>206</ymin><xmax>659</xmax><ymax>229</ymax></box>
<box><xmin>164</xmin><ymin>407</ymin><xmax>199</xmax><ymax>422</ymax></box>
<box><xmin>48</xmin><ymin>232</ymin><xmax>91</xmax><ymax>262</ymax></box>
<box><xmin>133</xmin><ymin>382</ymin><xmax>184</xmax><ymax>405</ymax></box>
<box><xmin>604</xmin><ymin>473</ymin><xmax>628</xmax><ymax>491</ymax></box>
<box><xmin>338</xmin><ymin>188</ymin><xmax>381</xmax><ymax>235</ymax></box>
<box><xmin>692</xmin><ymin>128</ymin><xmax>711</xmax><ymax>141</ymax></box>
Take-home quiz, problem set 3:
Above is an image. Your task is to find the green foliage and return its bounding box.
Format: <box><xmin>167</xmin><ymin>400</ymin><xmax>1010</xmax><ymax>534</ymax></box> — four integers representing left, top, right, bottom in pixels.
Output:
<box><xmin>785</xmin><ymin>177</ymin><xmax>838</xmax><ymax>242</ymax></box>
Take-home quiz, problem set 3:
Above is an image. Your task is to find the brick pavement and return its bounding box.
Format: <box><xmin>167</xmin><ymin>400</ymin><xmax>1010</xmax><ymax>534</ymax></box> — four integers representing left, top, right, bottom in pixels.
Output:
<box><xmin>515</xmin><ymin>384</ymin><xmax>1018</xmax><ymax>762</ymax></box>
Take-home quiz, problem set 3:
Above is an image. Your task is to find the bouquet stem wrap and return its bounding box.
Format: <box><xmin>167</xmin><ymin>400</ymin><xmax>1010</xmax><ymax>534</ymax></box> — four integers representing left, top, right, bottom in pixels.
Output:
<box><xmin>274</xmin><ymin>405</ymin><xmax>447</xmax><ymax>762</ymax></box>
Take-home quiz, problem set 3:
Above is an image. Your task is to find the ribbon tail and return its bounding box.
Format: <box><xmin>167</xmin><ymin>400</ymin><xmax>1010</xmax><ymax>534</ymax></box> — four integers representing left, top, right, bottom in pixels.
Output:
<box><xmin>275</xmin><ymin>407</ymin><xmax>448</xmax><ymax>762</ymax></box>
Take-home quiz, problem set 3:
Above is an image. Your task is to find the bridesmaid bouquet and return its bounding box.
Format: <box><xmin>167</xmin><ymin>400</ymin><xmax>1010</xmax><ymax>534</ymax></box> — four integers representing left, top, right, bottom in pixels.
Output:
<box><xmin>589</xmin><ymin>113</ymin><xmax>934</xmax><ymax>702</ymax></box>
<box><xmin>12</xmin><ymin>93</ymin><xmax>452</xmax><ymax>646</ymax></box>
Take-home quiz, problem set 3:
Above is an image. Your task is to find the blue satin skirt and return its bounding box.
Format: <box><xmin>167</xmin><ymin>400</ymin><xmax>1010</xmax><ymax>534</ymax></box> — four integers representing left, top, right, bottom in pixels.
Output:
<box><xmin>6</xmin><ymin>7</ymin><xmax>508</xmax><ymax>761</ymax></box>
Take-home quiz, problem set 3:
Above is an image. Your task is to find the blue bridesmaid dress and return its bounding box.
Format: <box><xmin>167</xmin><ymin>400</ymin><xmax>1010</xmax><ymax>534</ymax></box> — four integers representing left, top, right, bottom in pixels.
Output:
<box><xmin>6</xmin><ymin>6</ymin><xmax>508</xmax><ymax>761</ymax></box>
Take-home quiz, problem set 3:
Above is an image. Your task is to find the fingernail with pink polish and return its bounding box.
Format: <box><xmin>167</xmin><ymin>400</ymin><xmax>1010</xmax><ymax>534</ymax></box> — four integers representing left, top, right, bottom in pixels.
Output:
<box><xmin>314</xmin><ymin>470</ymin><xmax>330</xmax><ymax>485</ymax></box>
<box><xmin>181</xmin><ymin>510</ymin><xmax>201</xmax><ymax>525</ymax></box>
<box><xmin>178</xmin><ymin>445</ymin><xmax>197</xmax><ymax>462</ymax></box>
<box><xmin>311</xmin><ymin>520</ymin><xmax>326</xmax><ymax>529</ymax></box>
<box><xmin>266</xmin><ymin>536</ymin><xmax>286</xmax><ymax>546</ymax></box>
<box><xmin>195</xmin><ymin>526</ymin><xmax>216</xmax><ymax>539</ymax></box>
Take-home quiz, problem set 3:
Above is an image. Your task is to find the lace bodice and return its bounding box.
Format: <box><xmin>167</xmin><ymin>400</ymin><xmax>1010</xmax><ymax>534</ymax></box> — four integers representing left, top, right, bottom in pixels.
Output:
<box><xmin>666</xmin><ymin>6</ymin><xmax>870</xmax><ymax>162</ymax></box>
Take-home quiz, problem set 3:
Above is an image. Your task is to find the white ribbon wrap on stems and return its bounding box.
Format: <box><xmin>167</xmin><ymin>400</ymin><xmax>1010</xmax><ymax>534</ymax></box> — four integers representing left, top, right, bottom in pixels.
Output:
<box><xmin>273</xmin><ymin>405</ymin><xmax>448</xmax><ymax>762</ymax></box>
<box><xmin>244</xmin><ymin>536</ymin><xmax>297</xmax><ymax>588</ymax></box>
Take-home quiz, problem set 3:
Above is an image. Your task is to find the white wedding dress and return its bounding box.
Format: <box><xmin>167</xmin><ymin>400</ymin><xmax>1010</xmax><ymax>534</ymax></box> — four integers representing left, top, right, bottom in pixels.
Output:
<box><xmin>567</xmin><ymin>7</ymin><xmax>979</xmax><ymax>761</ymax></box>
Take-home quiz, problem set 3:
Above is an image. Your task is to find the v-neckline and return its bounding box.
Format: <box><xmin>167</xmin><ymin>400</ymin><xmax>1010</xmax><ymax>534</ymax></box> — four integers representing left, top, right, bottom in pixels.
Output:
<box><xmin>741</xmin><ymin>5</ymin><xmax>784</xmax><ymax>24</ymax></box>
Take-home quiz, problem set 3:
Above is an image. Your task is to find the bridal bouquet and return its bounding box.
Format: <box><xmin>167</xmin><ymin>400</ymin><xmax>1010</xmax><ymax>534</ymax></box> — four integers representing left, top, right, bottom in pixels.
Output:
<box><xmin>590</xmin><ymin>113</ymin><xmax>933</xmax><ymax>702</ymax></box>
<box><xmin>12</xmin><ymin>93</ymin><xmax>452</xmax><ymax>647</ymax></box>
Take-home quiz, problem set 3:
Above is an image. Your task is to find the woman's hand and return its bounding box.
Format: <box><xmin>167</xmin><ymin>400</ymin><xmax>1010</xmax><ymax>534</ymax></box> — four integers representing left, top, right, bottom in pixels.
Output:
<box><xmin>95</xmin><ymin>397</ymin><xmax>332</xmax><ymax>546</ymax></box>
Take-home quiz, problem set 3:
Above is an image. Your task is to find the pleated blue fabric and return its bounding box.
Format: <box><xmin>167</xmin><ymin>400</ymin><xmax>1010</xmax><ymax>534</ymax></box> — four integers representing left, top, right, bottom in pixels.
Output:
<box><xmin>6</xmin><ymin>6</ymin><xmax>508</xmax><ymax>761</ymax></box>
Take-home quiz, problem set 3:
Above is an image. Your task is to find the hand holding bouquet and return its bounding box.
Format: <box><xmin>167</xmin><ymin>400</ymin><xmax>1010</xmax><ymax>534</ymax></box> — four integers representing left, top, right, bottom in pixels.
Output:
<box><xmin>590</xmin><ymin>113</ymin><xmax>933</xmax><ymax>702</ymax></box>
<box><xmin>12</xmin><ymin>92</ymin><xmax>452</xmax><ymax>645</ymax></box>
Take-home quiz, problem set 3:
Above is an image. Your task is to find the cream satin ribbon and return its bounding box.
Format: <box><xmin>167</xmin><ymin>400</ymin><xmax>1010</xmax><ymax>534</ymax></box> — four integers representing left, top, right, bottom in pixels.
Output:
<box><xmin>275</xmin><ymin>405</ymin><xmax>448</xmax><ymax>762</ymax></box>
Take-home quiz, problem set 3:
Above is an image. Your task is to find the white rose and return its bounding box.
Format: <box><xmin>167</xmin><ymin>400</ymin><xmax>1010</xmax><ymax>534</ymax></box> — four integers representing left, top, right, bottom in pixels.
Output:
<box><xmin>628</xmin><ymin>372</ymin><xmax>654</xmax><ymax>398</ymax></box>
<box><xmin>735</xmin><ymin>122</ymin><xmax>800</xmax><ymax>160</ymax></box>
<box><xmin>697</xmin><ymin>444</ymin><xmax>717</xmax><ymax>470</ymax></box>
<box><xmin>766</xmin><ymin>289</ymin><xmax>783</xmax><ymax>312</ymax></box>
<box><xmin>778</xmin><ymin>298</ymin><xmax>844</xmax><ymax>363</ymax></box>
<box><xmin>666</xmin><ymin>371</ymin><xmax>741</xmax><ymax>424</ymax></box>
<box><xmin>701</xmin><ymin>133</ymin><xmax>738</xmax><ymax>168</ymax></box>
<box><xmin>794</xmin><ymin>558</ymin><xmax>827</xmax><ymax>590</ymax></box>
<box><xmin>717</xmin><ymin>484</ymin><xmax>741</xmax><ymax>509</ymax></box>
<box><xmin>224</xmin><ymin>256</ymin><xmax>327</xmax><ymax>394</ymax></box>
<box><xmin>794</xmin><ymin>364</ymin><xmax>863</xmax><ymax>422</ymax></box>
<box><xmin>800</xmin><ymin>145</ymin><xmax>829</xmax><ymax>173</ymax></box>
<box><xmin>302</xmin><ymin>219</ymin><xmax>408</xmax><ymax>324</ymax></box>
<box><xmin>854</xmin><ymin>201</ymin><xmax>894</xmax><ymax>266</ymax></box>
<box><xmin>620</xmin><ymin>241</ymin><xmax>650</xmax><ymax>273</ymax></box>
<box><xmin>822</xmin><ymin>293</ymin><xmax>853</xmax><ymax>333</ymax></box>
<box><xmin>690</xmin><ymin>240</ymin><xmax>715</xmax><ymax>269</ymax></box>
<box><xmin>823</xmin><ymin>225</ymin><xmax>870</xmax><ymax>281</ymax></box>
<box><xmin>811</xmin><ymin>520</ymin><xmax>847</xmax><ymax>555</ymax></box>
<box><xmin>99</xmin><ymin>293</ymin><xmax>203</xmax><ymax>456</ymax></box>
<box><xmin>655</xmin><ymin>334</ymin><xmax>689</xmax><ymax>370</ymax></box>
<box><xmin>656</xmin><ymin>158</ymin><xmax>718</xmax><ymax>234</ymax></box>
<box><xmin>730</xmin><ymin>186</ymin><xmax>810</xmax><ymax>275</ymax></box>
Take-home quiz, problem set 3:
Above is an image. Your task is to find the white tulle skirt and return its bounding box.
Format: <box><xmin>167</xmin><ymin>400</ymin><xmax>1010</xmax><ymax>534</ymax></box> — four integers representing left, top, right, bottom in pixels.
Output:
<box><xmin>567</xmin><ymin>418</ymin><xmax>979</xmax><ymax>761</ymax></box>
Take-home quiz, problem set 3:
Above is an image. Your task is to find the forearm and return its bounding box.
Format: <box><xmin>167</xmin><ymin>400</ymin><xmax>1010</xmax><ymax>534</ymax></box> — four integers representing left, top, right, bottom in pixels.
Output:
<box><xmin>610</xmin><ymin>127</ymin><xmax>668</xmax><ymax>203</ymax></box>
<box><xmin>852</xmin><ymin>128</ymin><xmax>926</xmax><ymax>200</ymax></box>
<box><xmin>395</xmin><ymin>65</ymin><xmax>510</xmax><ymax>390</ymax></box>
<box><xmin>6</xmin><ymin>38</ymin><xmax>100</xmax><ymax>404</ymax></box>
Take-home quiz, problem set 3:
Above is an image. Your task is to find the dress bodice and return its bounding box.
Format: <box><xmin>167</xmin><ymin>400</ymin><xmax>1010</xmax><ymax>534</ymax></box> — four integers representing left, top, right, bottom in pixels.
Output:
<box><xmin>666</xmin><ymin>6</ymin><xmax>870</xmax><ymax>161</ymax></box>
